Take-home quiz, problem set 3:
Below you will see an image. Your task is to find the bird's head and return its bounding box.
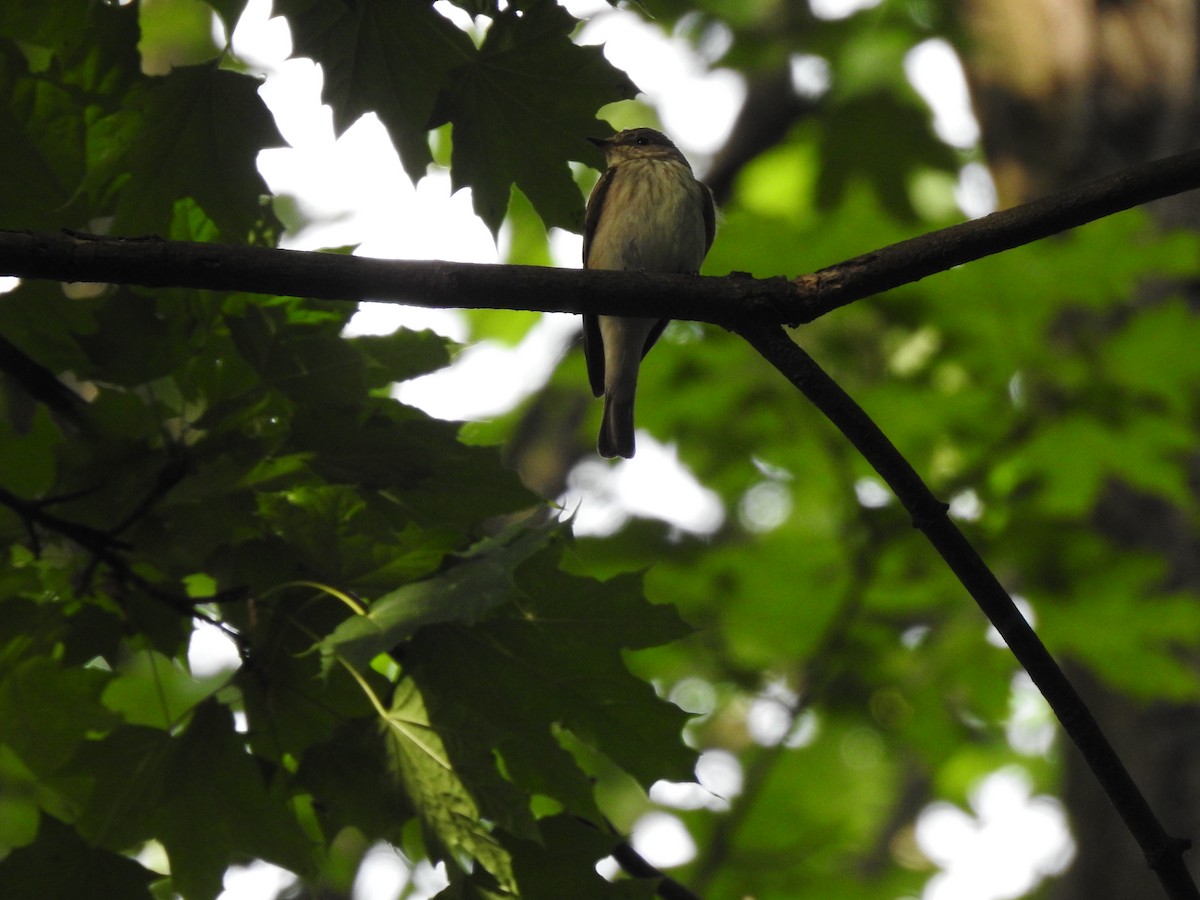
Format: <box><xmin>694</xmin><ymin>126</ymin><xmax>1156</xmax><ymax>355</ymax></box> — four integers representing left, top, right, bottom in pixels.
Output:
<box><xmin>588</xmin><ymin>128</ymin><xmax>688</xmax><ymax>165</ymax></box>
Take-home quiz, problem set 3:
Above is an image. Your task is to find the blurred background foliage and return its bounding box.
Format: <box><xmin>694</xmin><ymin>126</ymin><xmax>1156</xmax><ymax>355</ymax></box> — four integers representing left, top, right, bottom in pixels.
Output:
<box><xmin>1</xmin><ymin>0</ymin><xmax>1199</xmax><ymax>898</ymax></box>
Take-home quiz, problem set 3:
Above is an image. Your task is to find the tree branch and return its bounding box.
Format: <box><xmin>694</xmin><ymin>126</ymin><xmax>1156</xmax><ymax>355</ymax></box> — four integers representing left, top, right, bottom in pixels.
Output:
<box><xmin>4</xmin><ymin>145</ymin><xmax>1200</xmax><ymax>899</ymax></box>
<box><xmin>0</xmin><ymin>484</ymin><xmax>247</xmax><ymax>653</ymax></box>
<box><xmin>610</xmin><ymin>839</ymin><xmax>703</xmax><ymax>900</ymax></box>
<box><xmin>734</xmin><ymin>323</ymin><xmax>1198</xmax><ymax>900</ymax></box>
<box><xmin>793</xmin><ymin>147</ymin><xmax>1200</xmax><ymax>321</ymax></box>
<box><xmin>2</xmin><ymin>147</ymin><xmax>1200</xmax><ymax>324</ymax></box>
<box><xmin>0</xmin><ymin>229</ymin><xmax>792</xmax><ymax>326</ymax></box>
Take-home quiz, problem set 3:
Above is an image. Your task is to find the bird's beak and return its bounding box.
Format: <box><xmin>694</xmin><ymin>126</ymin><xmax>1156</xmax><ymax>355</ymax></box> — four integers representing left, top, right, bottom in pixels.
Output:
<box><xmin>588</xmin><ymin>136</ymin><xmax>612</xmax><ymax>148</ymax></box>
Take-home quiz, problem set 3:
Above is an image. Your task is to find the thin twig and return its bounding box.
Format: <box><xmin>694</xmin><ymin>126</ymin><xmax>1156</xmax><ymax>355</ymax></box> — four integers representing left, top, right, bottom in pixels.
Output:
<box><xmin>735</xmin><ymin>322</ymin><xmax>1197</xmax><ymax>900</ymax></box>
<box><xmin>0</xmin><ymin>484</ymin><xmax>247</xmax><ymax>653</ymax></box>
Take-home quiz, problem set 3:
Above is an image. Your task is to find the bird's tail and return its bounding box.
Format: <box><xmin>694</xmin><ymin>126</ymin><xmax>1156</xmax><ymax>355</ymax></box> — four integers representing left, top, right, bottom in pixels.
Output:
<box><xmin>598</xmin><ymin>394</ymin><xmax>636</xmax><ymax>459</ymax></box>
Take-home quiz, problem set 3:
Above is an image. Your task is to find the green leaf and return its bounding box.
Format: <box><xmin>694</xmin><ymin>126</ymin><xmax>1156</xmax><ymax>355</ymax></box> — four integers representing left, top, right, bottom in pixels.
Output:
<box><xmin>69</xmin><ymin>704</ymin><xmax>314</xmax><ymax>900</ymax></box>
<box><xmin>278</xmin><ymin>0</ymin><xmax>476</xmax><ymax>180</ymax></box>
<box><xmin>1040</xmin><ymin>557</ymin><xmax>1200</xmax><ymax>701</ymax></box>
<box><xmin>0</xmin><ymin>2</ymin><xmax>91</xmax><ymax>50</ymax></box>
<box><xmin>0</xmin><ymin>657</ymin><xmax>116</xmax><ymax>777</ymax></box>
<box><xmin>256</xmin><ymin>484</ymin><xmax>456</xmax><ymax>590</ymax></box>
<box><xmin>818</xmin><ymin>91</ymin><xmax>955</xmax><ymax>218</ymax></box>
<box><xmin>67</xmin><ymin>707</ymin><xmax>317</xmax><ymax>893</ymax></box>
<box><xmin>1007</xmin><ymin>413</ymin><xmax>1194</xmax><ymax>515</ymax></box>
<box><xmin>0</xmin><ymin>746</ymin><xmax>42</xmax><ymax>852</ymax></box>
<box><xmin>295</xmin><ymin>717</ymin><xmax>415</xmax><ymax>844</ymax></box>
<box><xmin>235</xmin><ymin>603</ymin><xmax>380</xmax><ymax>761</ymax></box>
<box><xmin>0</xmin><ymin>405</ymin><xmax>61</xmax><ymax>494</ymax></box>
<box><xmin>0</xmin><ymin>815</ymin><xmax>156</xmax><ymax>900</ymax></box>
<box><xmin>1103</xmin><ymin>298</ymin><xmax>1200</xmax><ymax>412</ymax></box>
<box><xmin>503</xmin><ymin>815</ymin><xmax>656</xmax><ymax>899</ymax></box>
<box><xmin>319</xmin><ymin>526</ymin><xmax>553</xmax><ymax>671</ymax></box>
<box><xmin>352</xmin><ymin>327</ymin><xmax>453</xmax><ymax>386</ymax></box>
<box><xmin>100</xmin><ymin>649</ymin><xmax>230</xmax><ymax>730</ymax></box>
<box><xmin>435</xmin><ymin>3</ymin><xmax>637</xmax><ymax>232</ymax></box>
<box><xmin>87</xmin><ymin>64</ymin><xmax>283</xmax><ymax>240</ymax></box>
<box><xmin>0</xmin><ymin>46</ymin><xmax>86</xmax><ymax>230</ymax></box>
<box><xmin>62</xmin><ymin>724</ymin><xmax>174</xmax><ymax>851</ymax></box>
<box><xmin>155</xmin><ymin>702</ymin><xmax>314</xmax><ymax>897</ymax></box>
<box><xmin>384</xmin><ymin>677</ymin><xmax>521</xmax><ymax>891</ymax></box>
<box><xmin>287</xmin><ymin>404</ymin><xmax>534</xmax><ymax>526</ymax></box>
<box><xmin>406</xmin><ymin>548</ymin><xmax>695</xmax><ymax>792</ymax></box>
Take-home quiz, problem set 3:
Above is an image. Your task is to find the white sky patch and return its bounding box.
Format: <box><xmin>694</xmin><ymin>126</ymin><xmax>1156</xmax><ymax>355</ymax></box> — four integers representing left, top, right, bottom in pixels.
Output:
<box><xmin>230</xmin><ymin>0</ymin><xmax>290</xmax><ymax>71</ymax></box>
<box><xmin>343</xmin><ymin>301</ymin><xmax>467</xmax><ymax>343</ymax></box>
<box><xmin>218</xmin><ymin>862</ymin><xmax>296</xmax><ymax>900</ymax></box>
<box><xmin>958</xmin><ymin>161</ymin><xmax>998</xmax><ymax>218</ymax></box>
<box><xmin>563</xmin><ymin>439</ymin><xmax>726</xmax><ymax>537</ymax></box>
<box><xmin>187</xmin><ymin>620</ymin><xmax>242</xmax><ymax>678</ymax></box>
<box><xmin>785</xmin><ymin>708</ymin><xmax>820</xmax><ymax>748</ymax></box>
<box><xmin>809</xmin><ymin>0</ymin><xmax>883</xmax><ymax>21</ymax></box>
<box><xmin>747</xmin><ymin>679</ymin><xmax>800</xmax><ymax>746</ymax></box>
<box><xmin>549</xmin><ymin>226</ymin><xmax>585</xmax><ymax>268</ymax></box>
<box><xmin>650</xmin><ymin>749</ymin><xmax>744</xmax><ymax>813</ymax></box>
<box><xmin>577</xmin><ymin>10</ymin><xmax>743</xmax><ymax>154</ymax></box>
<box><xmin>948</xmin><ymin>488</ymin><xmax>983</xmax><ymax>521</ymax></box>
<box><xmin>790</xmin><ymin>53</ymin><xmax>832</xmax><ymax>98</ymax></box>
<box><xmin>431</xmin><ymin>0</ymin><xmax>476</xmax><ymax>33</ymax></box>
<box><xmin>650</xmin><ymin>779</ymin><xmax>718</xmax><ymax>811</ymax></box>
<box><xmin>855</xmin><ymin>477</ymin><xmax>893</xmax><ymax>508</ymax></box>
<box><xmin>352</xmin><ymin>844</ymin><xmax>410</xmax><ymax>900</ymax></box>
<box><xmin>696</xmin><ymin>749</ymin><xmax>744</xmax><ymax>802</ymax></box>
<box><xmin>917</xmin><ymin>768</ymin><xmax>1075</xmax><ymax>900</ymax></box>
<box><xmin>405</xmin><ymin>861</ymin><xmax>450</xmax><ymax>899</ymax></box>
<box><xmin>905</xmin><ymin>39</ymin><xmax>981</xmax><ymax>150</ymax></box>
<box><xmin>1007</xmin><ymin>672</ymin><xmax>1057</xmax><ymax>757</ymax></box>
<box><xmin>668</xmin><ymin>676</ymin><xmax>718</xmax><ymax>715</ymax></box>
<box><xmin>394</xmin><ymin>313</ymin><xmax>578</xmax><ymax>419</ymax></box>
<box><xmin>630</xmin><ymin>811</ymin><xmax>697</xmax><ymax>869</ymax></box>
<box><xmin>738</xmin><ymin>480</ymin><xmax>794</xmax><ymax>533</ymax></box>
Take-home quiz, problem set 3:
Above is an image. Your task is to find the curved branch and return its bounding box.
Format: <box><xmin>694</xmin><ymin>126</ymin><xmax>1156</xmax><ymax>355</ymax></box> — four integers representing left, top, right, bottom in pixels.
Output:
<box><xmin>734</xmin><ymin>322</ymin><xmax>1198</xmax><ymax>900</ymax></box>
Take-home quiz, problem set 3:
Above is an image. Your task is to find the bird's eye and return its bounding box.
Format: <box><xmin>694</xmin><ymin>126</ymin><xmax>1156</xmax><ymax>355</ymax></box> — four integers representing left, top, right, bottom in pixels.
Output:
<box><xmin>635</xmin><ymin>137</ymin><xmax>649</xmax><ymax>145</ymax></box>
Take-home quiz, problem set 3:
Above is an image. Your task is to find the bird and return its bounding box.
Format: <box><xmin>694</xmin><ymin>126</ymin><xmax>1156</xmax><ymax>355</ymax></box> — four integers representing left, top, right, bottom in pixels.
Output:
<box><xmin>582</xmin><ymin>127</ymin><xmax>715</xmax><ymax>459</ymax></box>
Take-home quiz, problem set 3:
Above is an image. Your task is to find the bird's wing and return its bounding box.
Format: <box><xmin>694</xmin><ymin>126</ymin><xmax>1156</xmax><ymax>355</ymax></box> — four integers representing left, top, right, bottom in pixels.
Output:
<box><xmin>641</xmin><ymin>318</ymin><xmax>669</xmax><ymax>360</ymax></box>
<box><xmin>700</xmin><ymin>181</ymin><xmax>716</xmax><ymax>255</ymax></box>
<box><xmin>582</xmin><ymin>313</ymin><xmax>605</xmax><ymax>397</ymax></box>
<box><xmin>582</xmin><ymin>165</ymin><xmax>616</xmax><ymax>266</ymax></box>
<box><xmin>582</xmin><ymin>165</ymin><xmax>618</xmax><ymax>397</ymax></box>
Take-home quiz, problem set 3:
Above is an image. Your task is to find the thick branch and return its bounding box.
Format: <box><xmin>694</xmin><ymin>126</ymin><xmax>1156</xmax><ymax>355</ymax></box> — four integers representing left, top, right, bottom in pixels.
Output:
<box><xmin>735</xmin><ymin>323</ymin><xmax>1198</xmax><ymax>900</ymax></box>
<box><xmin>2</xmin><ymin>147</ymin><xmax>1200</xmax><ymax>323</ymax></box>
<box><xmin>0</xmin><ymin>229</ymin><xmax>790</xmax><ymax>327</ymax></box>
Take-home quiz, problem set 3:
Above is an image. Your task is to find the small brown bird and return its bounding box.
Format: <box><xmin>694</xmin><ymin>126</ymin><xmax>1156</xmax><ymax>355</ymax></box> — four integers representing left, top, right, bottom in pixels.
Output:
<box><xmin>583</xmin><ymin>127</ymin><xmax>715</xmax><ymax>459</ymax></box>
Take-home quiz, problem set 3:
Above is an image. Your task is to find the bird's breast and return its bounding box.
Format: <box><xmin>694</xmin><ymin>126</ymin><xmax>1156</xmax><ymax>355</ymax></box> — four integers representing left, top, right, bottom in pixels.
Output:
<box><xmin>587</xmin><ymin>160</ymin><xmax>709</xmax><ymax>273</ymax></box>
